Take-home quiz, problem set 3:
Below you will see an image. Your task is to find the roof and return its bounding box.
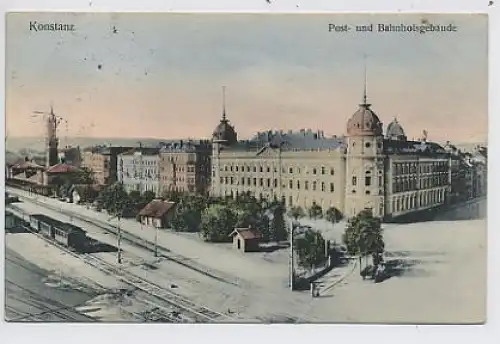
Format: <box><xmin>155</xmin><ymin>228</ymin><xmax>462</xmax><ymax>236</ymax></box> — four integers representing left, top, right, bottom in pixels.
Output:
<box><xmin>384</xmin><ymin>139</ymin><xmax>447</xmax><ymax>155</ymax></box>
<box><xmin>229</xmin><ymin>227</ymin><xmax>262</xmax><ymax>240</ymax></box>
<box><xmin>213</xmin><ymin>116</ymin><xmax>238</xmax><ymax>144</ymax></box>
<box><xmin>121</xmin><ymin>147</ymin><xmax>159</xmax><ymax>156</ymax></box>
<box><xmin>159</xmin><ymin>140</ymin><xmax>211</xmax><ymax>153</ymax></box>
<box><xmin>223</xmin><ymin>130</ymin><xmax>346</xmax><ymax>153</ymax></box>
<box><xmin>46</xmin><ymin>163</ymin><xmax>81</xmax><ymax>174</ymax></box>
<box><xmin>386</xmin><ymin>118</ymin><xmax>406</xmax><ymax>139</ymax></box>
<box><xmin>138</xmin><ymin>200</ymin><xmax>176</xmax><ymax>218</ymax></box>
<box><xmin>12</xmin><ymin>160</ymin><xmax>46</xmax><ymax>170</ymax></box>
<box><xmin>346</xmin><ymin>103</ymin><xmax>383</xmax><ymax>136</ymax></box>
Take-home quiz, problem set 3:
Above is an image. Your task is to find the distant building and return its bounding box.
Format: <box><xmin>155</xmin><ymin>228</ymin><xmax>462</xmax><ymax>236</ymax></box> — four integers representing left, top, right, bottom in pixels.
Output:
<box><xmin>59</xmin><ymin>146</ymin><xmax>82</xmax><ymax>167</ymax></box>
<box><xmin>81</xmin><ymin>146</ymin><xmax>133</xmax><ymax>185</ymax></box>
<box><xmin>210</xmin><ymin>88</ymin><xmax>485</xmax><ymax>221</ymax></box>
<box><xmin>158</xmin><ymin>140</ymin><xmax>211</xmax><ymax>196</ymax></box>
<box><xmin>118</xmin><ymin>147</ymin><xmax>160</xmax><ymax>195</ymax></box>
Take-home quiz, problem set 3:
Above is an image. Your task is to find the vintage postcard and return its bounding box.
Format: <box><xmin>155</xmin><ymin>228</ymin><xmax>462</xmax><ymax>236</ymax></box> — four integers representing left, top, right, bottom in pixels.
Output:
<box><xmin>4</xmin><ymin>12</ymin><xmax>488</xmax><ymax>324</ymax></box>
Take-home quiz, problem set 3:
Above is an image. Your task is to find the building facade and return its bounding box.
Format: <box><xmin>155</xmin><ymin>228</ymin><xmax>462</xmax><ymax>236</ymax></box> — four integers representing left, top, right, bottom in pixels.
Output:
<box><xmin>158</xmin><ymin>140</ymin><xmax>211</xmax><ymax>196</ymax></box>
<box><xmin>81</xmin><ymin>146</ymin><xmax>132</xmax><ymax>185</ymax></box>
<box><xmin>210</xmin><ymin>95</ymin><xmax>484</xmax><ymax>221</ymax></box>
<box><xmin>117</xmin><ymin>148</ymin><xmax>160</xmax><ymax>195</ymax></box>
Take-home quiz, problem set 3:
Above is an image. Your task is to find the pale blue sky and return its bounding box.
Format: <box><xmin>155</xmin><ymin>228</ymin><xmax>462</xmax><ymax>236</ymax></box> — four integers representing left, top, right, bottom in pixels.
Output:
<box><xmin>6</xmin><ymin>13</ymin><xmax>488</xmax><ymax>142</ymax></box>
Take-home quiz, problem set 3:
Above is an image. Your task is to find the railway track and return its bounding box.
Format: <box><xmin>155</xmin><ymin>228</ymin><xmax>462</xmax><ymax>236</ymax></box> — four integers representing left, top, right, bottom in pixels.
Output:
<box><xmin>82</xmin><ymin>254</ymin><xmax>230</xmax><ymax>322</ymax></box>
<box><xmin>8</xmin><ymin>189</ymin><xmax>246</xmax><ymax>288</ymax></box>
<box><xmin>5</xmin><ymin>279</ymin><xmax>97</xmax><ymax>322</ymax></box>
<box><xmin>6</xmin><ymin>205</ymin><xmax>233</xmax><ymax>323</ymax></box>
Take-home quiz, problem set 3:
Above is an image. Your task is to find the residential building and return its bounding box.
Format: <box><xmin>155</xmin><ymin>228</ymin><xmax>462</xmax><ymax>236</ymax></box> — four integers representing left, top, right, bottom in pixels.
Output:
<box><xmin>210</xmin><ymin>91</ymin><xmax>486</xmax><ymax>221</ymax></box>
<box><xmin>81</xmin><ymin>146</ymin><xmax>132</xmax><ymax>185</ymax></box>
<box><xmin>158</xmin><ymin>140</ymin><xmax>211</xmax><ymax>196</ymax></box>
<box><xmin>117</xmin><ymin>147</ymin><xmax>160</xmax><ymax>195</ymax></box>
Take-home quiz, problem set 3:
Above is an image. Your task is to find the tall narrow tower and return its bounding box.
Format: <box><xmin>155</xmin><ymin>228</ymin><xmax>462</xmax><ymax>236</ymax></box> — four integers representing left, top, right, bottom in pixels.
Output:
<box><xmin>344</xmin><ymin>61</ymin><xmax>385</xmax><ymax>218</ymax></box>
<box><xmin>210</xmin><ymin>86</ymin><xmax>238</xmax><ymax>197</ymax></box>
<box><xmin>46</xmin><ymin>106</ymin><xmax>60</xmax><ymax>167</ymax></box>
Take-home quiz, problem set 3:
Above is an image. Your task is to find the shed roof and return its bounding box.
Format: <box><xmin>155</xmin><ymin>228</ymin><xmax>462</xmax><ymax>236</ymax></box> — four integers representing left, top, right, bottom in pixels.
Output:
<box><xmin>138</xmin><ymin>200</ymin><xmax>176</xmax><ymax>218</ymax></box>
<box><xmin>229</xmin><ymin>227</ymin><xmax>262</xmax><ymax>240</ymax></box>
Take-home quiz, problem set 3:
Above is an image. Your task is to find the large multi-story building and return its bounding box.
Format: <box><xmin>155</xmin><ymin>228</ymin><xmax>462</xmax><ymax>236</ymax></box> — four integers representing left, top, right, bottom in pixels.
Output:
<box><xmin>117</xmin><ymin>147</ymin><xmax>160</xmax><ymax>195</ymax></box>
<box><xmin>81</xmin><ymin>146</ymin><xmax>132</xmax><ymax>185</ymax></box>
<box><xmin>210</xmin><ymin>93</ymin><xmax>477</xmax><ymax>221</ymax></box>
<box><xmin>158</xmin><ymin>140</ymin><xmax>211</xmax><ymax>195</ymax></box>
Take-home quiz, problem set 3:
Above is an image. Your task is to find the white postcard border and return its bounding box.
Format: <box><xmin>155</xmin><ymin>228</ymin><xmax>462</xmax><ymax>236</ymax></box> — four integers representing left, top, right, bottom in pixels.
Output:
<box><xmin>0</xmin><ymin>1</ymin><xmax>497</xmax><ymax>344</ymax></box>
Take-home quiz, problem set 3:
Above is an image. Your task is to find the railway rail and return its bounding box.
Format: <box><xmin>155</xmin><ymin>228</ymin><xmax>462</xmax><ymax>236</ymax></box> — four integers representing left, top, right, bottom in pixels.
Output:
<box><xmin>5</xmin><ymin>279</ymin><xmax>97</xmax><ymax>322</ymax></box>
<box><xmin>8</xmin><ymin>188</ymin><xmax>246</xmax><ymax>288</ymax></box>
<box><xmin>6</xmin><ymin>205</ymin><xmax>233</xmax><ymax>323</ymax></box>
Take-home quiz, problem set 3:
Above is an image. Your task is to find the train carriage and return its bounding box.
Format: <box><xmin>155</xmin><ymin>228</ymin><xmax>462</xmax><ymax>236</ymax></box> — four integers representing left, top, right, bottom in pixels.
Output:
<box><xmin>29</xmin><ymin>214</ymin><xmax>57</xmax><ymax>238</ymax></box>
<box><xmin>53</xmin><ymin>222</ymin><xmax>87</xmax><ymax>251</ymax></box>
<box><xmin>27</xmin><ymin>213</ymin><xmax>88</xmax><ymax>251</ymax></box>
<box><xmin>29</xmin><ymin>214</ymin><xmax>42</xmax><ymax>233</ymax></box>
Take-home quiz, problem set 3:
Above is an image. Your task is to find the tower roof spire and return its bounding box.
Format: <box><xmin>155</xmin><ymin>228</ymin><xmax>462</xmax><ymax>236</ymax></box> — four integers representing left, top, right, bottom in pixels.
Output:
<box><xmin>221</xmin><ymin>85</ymin><xmax>227</xmax><ymax>122</ymax></box>
<box><xmin>361</xmin><ymin>54</ymin><xmax>371</xmax><ymax>108</ymax></box>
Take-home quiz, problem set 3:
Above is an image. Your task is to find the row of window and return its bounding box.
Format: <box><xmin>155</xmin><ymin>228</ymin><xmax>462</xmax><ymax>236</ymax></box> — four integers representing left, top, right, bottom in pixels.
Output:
<box><xmin>393</xmin><ymin>161</ymin><xmax>448</xmax><ymax>176</ymax></box>
<box><xmin>219</xmin><ymin>176</ymin><xmax>336</xmax><ymax>192</ymax></box>
<box><xmin>222</xmin><ymin>164</ymin><xmax>335</xmax><ymax>176</ymax></box>
<box><xmin>392</xmin><ymin>175</ymin><xmax>448</xmax><ymax>193</ymax></box>
<box><xmin>351</xmin><ymin>174</ymin><xmax>384</xmax><ymax>187</ymax></box>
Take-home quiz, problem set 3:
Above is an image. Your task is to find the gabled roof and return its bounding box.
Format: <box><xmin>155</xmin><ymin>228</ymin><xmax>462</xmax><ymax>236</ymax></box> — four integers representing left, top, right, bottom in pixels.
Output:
<box><xmin>229</xmin><ymin>227</ymin><xmax>262</xmax><ymax>240</ymax></box>
<box><xmin>138</xmin><ymin>200</ymin><xmax>176</xmax><ymax>218</ymax></box>
<box><xmin>46</xmin><ymin>163</ymin><xmax>81</xmax><ymax>174</ymax></box>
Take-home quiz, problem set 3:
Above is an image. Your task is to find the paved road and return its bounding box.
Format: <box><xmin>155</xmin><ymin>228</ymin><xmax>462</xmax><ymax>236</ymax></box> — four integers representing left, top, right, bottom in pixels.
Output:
<box><xmin>5</xmin><ymin>246</ymin><xmax>98</xmax><ymax>322</ymax></box>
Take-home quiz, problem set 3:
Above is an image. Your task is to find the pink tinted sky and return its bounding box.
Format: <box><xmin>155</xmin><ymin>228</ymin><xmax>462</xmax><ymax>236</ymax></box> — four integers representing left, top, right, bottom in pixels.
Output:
<box><xmin>5</xmin><ymin>13</ymin><xmax>488</xmax><ymax>143</ymax></box>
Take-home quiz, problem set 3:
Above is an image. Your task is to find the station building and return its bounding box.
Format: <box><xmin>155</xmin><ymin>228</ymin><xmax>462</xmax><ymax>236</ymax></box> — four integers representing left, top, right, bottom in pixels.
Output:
<box><xmin>210</xmin><ymin>94</ymin><xmax>456</xmax><ymax>221</ymax></box>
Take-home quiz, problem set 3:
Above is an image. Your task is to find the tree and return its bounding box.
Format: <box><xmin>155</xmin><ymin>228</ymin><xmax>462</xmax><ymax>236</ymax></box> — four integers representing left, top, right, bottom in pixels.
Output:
<box><xmin>308</xmin><ymin>203</ymin><xmax>323</xmax><ymax>219</ymax></box>
<box><xmin>294</xmin><ymin>229</ymin><xmax>327</xmax><ymax>270</ymax></box>
<box><xmin>199</xmin><ymin>203</ymin><xmax>238</xmax><ymax>242</ymax></box>
<box><xmin>325</xmin><ymin>207</ymin><xmax>342</xmax><ymax>224</ymax></box>
<box><xmin>161</xmin><ymin>188</ymin><xmax>184</xmax><ymax>203</ymax></box>
<box><xmin>142</xmin><ymin>190</ymin><xmax>156</xmax><ymax>204</ymax></box>
<box><xmin>270</xmin><ymin>203</ymin><xmax>288</xmax><ymax>242</ymax></box>
<box><xmin>342</xmin><ymin>209</ymin><xmax>385</xmax><ymax>276</ymax></box>
<box><xmin>96</xmin><ymin>183</ymin><xmax>134</xmax><ymax>217</ymax></box>
<box><xmin>288</xmin><ymin>206</ymin><xmax>305</xmax><ymax>221</ymax></box>
<box><xmin>170</xmin><ymin>195</ymin><xmax>206</xmax><ymax>232</ymax></box>
<box><xmin>75</xmin><ymin>166</ymin><xmax>95</xmax><ymax>185</ymax></box>
<box><xmin>80</xmin><ymin>185</ymin><xmax>98</xmax><ymax>203</ymax></box>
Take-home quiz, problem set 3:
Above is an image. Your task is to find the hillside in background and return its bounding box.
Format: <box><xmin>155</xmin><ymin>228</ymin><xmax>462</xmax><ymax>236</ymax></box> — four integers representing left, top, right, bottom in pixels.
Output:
<box><xmin>4</xmin><ymin>136</ymin><xmax>185</xmax><ymax>153</ymax></box>
<box><xmin>5</xmin><ymin>136</ymin><xmax>487</xmax><ymax>156</ymax></box>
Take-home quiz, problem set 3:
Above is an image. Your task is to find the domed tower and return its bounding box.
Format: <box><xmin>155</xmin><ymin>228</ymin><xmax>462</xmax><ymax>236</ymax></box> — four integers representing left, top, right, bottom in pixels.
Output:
<box><xmin>344</xmin><ymin>75</ymin><xmax>386</xmax><ymax>218</ymax></box>
<box><xmin>386</xmin><ymin>117</ymin><xmax>407</xmax><ymax>141</ymax></box>
<box><xmin>211</xmin><ymin>86</ymin><xmax>237</xmax><ymax>196</ymax></box>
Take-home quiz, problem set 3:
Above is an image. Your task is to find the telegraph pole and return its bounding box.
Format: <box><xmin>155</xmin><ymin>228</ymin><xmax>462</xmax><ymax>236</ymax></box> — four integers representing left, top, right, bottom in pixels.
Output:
<box><xmin>154</xmin><ymin>224</ymin><xmax>159</xmax><ymax>257</ymax></box>
<box><xmin>117</xmin><ymin>216</ymin><xmax>122</xmax><ymax>264</ymax></box>
<box><xmin>289</xmin><ymin>218</ymin><xmax>295</xmax><ymax>290</ymax></box>
<box><xmin>137</xmin><ymin>141</ymin><xmax>144</xmax><ymax>194</ymax></box>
